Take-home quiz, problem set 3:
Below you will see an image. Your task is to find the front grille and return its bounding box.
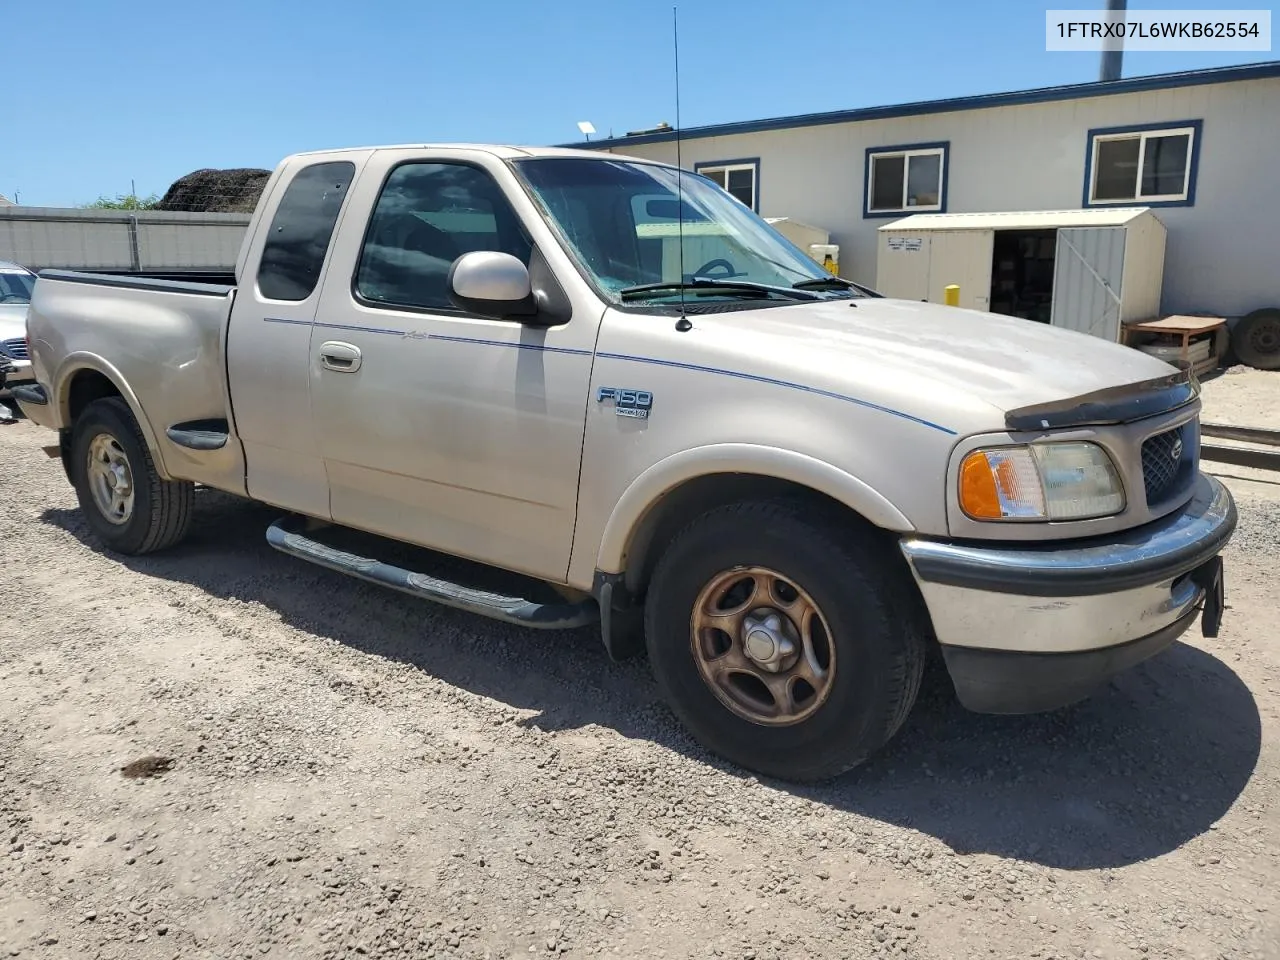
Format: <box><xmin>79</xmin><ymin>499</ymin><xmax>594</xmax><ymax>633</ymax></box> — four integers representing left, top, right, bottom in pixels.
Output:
<box><xmin>1</xmin><ymin>337</ymin><xmax>27</xmax><ymax>360</ymax></box>
<box><xmin>1141</xmin><ymin>426</ymin><xmax>1190</xmax><ymax>505</ymax></box>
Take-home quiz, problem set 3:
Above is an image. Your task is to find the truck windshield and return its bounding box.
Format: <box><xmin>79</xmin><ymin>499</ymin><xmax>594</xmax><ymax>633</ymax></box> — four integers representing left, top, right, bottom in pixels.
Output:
<box><xmin>0</xmin><ymin>270</ymin><xmax>34</xmax><ymax>303</ymax></box>
<box><xmin>512</xmin><ymin>157</ymin><xmax>857</xmax><ymax>303</ymax></box>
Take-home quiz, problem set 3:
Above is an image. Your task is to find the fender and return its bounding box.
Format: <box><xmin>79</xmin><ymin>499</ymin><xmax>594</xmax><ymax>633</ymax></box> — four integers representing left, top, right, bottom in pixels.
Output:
<box><xmin>54</xmin><ymin>352</ymin><xmax>175</xmax><ymax>481</ymax></box>
<box><xmin>595</xmin><ymin>443</ymin><xmax>915</xmax><ymax>575</ymax></box>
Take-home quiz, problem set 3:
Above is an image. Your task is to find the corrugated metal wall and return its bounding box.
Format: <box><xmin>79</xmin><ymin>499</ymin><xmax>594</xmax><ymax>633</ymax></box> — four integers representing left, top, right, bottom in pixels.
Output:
<box><xmin>1118</xmin><ymin>215</ymin><xmax>1167</xmax><ymax>324</ymax></box>
<box><xmin>1051</xmin><ymin>227</ymin><xmax>1127</xmax><ymax>341</ymax></box>
<box><xmin>135</xmin><ymin>220</ymin><xmax>247</xmax><ymax>271</ymax></box>
<box><xmin>0</xmin><ymin>208</ymin><xmax>250</xmax><ymax>273</ymax></box>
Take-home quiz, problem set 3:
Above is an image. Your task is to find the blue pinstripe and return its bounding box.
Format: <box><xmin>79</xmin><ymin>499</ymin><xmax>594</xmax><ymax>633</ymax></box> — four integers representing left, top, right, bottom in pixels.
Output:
<box><xmin>265</xmin><ymin>317</ymin><xmax>954</xmax><ymax>435</ymax></box>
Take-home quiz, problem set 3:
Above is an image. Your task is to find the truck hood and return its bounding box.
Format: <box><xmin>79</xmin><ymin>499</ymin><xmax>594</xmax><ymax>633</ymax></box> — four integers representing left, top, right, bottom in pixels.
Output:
<box><xmin>683</xmin><ymin>296</ymin><xmax>1184</xmax><ymax>434</ymax></box>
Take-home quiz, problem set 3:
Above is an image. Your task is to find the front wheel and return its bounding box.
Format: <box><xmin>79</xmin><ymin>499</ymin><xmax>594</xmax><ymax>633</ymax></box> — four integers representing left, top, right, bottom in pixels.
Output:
<box><xmin>69</xmin><ymin>397</ymin><xmax>194</xmax><ymax>555</ymax></box>
<box><xmin>644</xmin><ymin>499</ymin><xmax>926</xmax><ymax>782</ymax></box>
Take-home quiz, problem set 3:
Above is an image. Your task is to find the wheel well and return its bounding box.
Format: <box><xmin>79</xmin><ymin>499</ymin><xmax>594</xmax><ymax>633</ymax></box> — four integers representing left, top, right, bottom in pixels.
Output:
<box><xmin>67</xmin><ymin>370</ymin><xmax>122</xmax><ymax>422</ymax></box>
<box><xmin>621</xmin><ymin>473</ymin><xmax>896</xmax><ymax>596</ymax></box>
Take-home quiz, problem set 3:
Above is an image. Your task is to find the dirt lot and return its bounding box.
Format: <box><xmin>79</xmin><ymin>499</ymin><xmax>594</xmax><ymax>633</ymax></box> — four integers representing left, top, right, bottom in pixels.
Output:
<box><xmin>2</xmin><ymin>375</ymin><xmax>1278</xmax><ymax>960</ymax></box>
<box><xmin>1199</xmin><ymin>367</ymin><xmax>1280</xmax><ymax>427</ymax></box>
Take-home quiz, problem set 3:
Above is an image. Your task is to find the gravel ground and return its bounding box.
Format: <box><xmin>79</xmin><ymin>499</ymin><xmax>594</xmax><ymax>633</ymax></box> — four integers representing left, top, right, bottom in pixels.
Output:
<box><xmin>1199</xmin><ymin>367</ymin><xmax>1280</xmax><ymax>427</ymax></box>
<box><xmin>1</xmin><ymin>407</ymin><xmax>1278</xmax><ymax>960</ymax></box>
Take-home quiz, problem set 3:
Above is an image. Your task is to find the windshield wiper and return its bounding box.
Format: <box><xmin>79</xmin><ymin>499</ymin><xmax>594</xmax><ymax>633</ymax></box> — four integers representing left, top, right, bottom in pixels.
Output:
<box><xmin>792</xmin><ymin>276</ymin><xmax>880</xmax><ymax>298</ymax></box>
<box><xmin>619</xmin><ymin>278</ymin><xmax>818</xmax><ymax>302</ymax></box>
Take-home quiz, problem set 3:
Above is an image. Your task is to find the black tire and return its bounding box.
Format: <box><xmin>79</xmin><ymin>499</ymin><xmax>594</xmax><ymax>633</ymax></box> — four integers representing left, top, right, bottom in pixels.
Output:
<box><xmin>1231</xmin><ymin>308</ymin><xmax>1280</xmax><ymax>371</ymax></box>
<box><xmin>69</xmin><ymin>397</ymin><xmax>194</xmax><ymax>555</ymax></box>
<box><xmin>644</xmin><ymin>499</ymin><xmax>926</xmax><ymax>782</ymax></box>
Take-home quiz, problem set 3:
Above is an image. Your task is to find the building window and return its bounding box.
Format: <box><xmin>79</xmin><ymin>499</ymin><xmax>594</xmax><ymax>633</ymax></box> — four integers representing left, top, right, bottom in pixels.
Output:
<box><xmin>694</xmin><ymin>159</ymin><xmax>759</xmax><ymax>210</ymax></box>
<box><xmin>864</xmin><ymin>143</ymin><xmax>948</xmax><ymax>217</ymax></box>
<box><xmin>1085</xmin><ymin>120</ymin><xmax>1201</xmax><ymax>207</ymax></box>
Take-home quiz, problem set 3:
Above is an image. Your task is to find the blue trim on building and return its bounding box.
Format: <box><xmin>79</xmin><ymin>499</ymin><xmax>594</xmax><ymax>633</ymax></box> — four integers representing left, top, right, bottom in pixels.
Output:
<box><xmin>693</xmin><ymin>157</ymin><xmax>762</xmax><ymax>212</ymax></box>
<box><xmin>1082</xmin><ymin>118</ymin><xmax>1204</xmax><ymax>209</ymax></box>
<box><xmin>565</xmin><ymin>61</ymin><xmax>1280</xmax><ymax>148</ymax></box>
<box><xmin>862</xmin><ymin>142</ymin><xmax>950</xmax><ymax>220</ymax></box>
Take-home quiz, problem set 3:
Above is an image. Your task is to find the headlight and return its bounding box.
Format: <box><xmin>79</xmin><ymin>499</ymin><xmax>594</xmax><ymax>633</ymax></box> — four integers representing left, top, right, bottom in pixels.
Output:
<box><xmin>959</xmin><ymin>442</ymin><xmax>1125</xmax><ymax>521</ymax></box>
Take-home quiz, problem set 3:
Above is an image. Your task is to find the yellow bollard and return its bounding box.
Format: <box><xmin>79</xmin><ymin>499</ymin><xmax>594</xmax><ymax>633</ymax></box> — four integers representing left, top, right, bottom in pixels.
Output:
<box><xmin>944</xmin><ymin>284</ymin><xmax>960</xmax><ymax>307</ymax></box>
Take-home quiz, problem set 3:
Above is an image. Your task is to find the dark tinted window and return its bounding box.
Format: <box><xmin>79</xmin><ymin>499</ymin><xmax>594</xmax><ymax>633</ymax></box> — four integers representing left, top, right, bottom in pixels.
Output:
<box><xmin>1141</xmin><ymin>134</ymin><xmax>1190</xmax><ymax>197</ymax></box>
<box><xmin>1093</xmin><ymin>137</ymin><xmax>1141</xmax><ymax>201</ymax></box>
<box><xmin>257</xmin><ymin>161</ymin><xmax>355</xmax><ymax>301</ymax></box>
<box><xmin>870</xmin><ymin>155</ymin><xmax>905</xmax><ymax>210</ymax></box>
<box><xmin>725</xmin><ymin>168</ymin><xmax>754</xmax><ymax>207</ymax></box>
<box><xmin>355</xmin><ymin>162</ymin><xmax>531</xmax><ymax>311</ymax></box>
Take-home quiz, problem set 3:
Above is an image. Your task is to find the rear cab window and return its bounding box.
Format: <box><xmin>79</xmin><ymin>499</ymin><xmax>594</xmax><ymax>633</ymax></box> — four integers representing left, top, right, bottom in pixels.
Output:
<box><xmin>256</xmin><ymin>161</ymin><xmax>356</xmax><ymax>302</ymax></box>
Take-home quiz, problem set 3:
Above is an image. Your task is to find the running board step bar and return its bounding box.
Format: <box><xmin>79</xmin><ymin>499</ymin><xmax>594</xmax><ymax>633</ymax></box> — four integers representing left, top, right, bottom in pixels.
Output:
<box><xmin>266</xmin><ymin>515</ymin><xmax>599</xmax><ymax>630</ymax></box>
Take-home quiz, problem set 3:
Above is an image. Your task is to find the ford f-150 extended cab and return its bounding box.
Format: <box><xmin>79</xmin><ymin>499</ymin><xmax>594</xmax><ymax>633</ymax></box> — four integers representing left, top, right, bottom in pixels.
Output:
<box><xmin>14</xmin><ymin>144</ymin><xmax>1235</xmax><ymax>782</ymax></box>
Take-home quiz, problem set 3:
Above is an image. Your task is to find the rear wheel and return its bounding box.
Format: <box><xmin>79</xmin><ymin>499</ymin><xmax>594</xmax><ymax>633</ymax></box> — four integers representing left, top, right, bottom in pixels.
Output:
<box><xmin>644</xmin><ymin>499</ymin><xmax>926</xmax><ymax>782</ymax></box>
<box><xmin>69</xmin><ymin>397</ymin><xmax>194</xmax><ymax>554</ymax></box>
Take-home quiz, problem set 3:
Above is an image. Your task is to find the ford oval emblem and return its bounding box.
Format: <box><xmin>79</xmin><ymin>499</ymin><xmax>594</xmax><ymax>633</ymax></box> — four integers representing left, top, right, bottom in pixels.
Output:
<box><xmin>1170</xmin><ymin>436</ymin><xmax>1184</xmax><ymax>461</ymax></box>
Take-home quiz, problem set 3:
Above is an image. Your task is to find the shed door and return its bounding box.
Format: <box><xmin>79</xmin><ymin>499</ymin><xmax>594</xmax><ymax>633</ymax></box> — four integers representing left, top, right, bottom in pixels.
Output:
<box><xmin>876</xmin><ymin>234</ymin><xmax>930</xmax><ymax>300</ymax></box>
<box><xmin>1051</xmin><ymin>227</ymin><xmax>1126</xmax><ymax>341</ymax></box>
<box><xmin>926</xmin><ymin>230</ymin><xmax>994</xmax><ymax>311</ymax></box>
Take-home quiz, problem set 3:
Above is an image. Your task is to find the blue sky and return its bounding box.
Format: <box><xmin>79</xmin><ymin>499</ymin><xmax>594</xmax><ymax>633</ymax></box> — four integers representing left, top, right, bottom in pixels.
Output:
<box><xmin>6</xmin><ymin>0</ymin><xmax>1275</xmax><ymax>206</ymax></box>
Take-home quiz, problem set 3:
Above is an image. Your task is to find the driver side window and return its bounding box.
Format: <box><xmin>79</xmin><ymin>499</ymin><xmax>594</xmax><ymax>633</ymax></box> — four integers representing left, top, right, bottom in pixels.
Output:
<box><xmin>356</xmin><ymin>162</ymin><xmax>533</xmax><ymax>312</ymax></box>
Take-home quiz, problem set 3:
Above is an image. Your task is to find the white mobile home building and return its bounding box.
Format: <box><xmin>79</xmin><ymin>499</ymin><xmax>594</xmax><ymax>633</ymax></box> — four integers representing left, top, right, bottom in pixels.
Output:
<box><xmin>582</xmin><ymin>62</ymin><xmax>1280</xmax><ymax>321</ymax></box>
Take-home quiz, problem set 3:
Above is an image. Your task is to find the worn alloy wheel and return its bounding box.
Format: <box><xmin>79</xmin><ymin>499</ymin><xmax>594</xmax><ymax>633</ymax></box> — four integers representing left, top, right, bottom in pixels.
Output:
<box><xmin>69</xmin><ymin>397</ymin><xmax>195</xmax><ymax>555</ymax></box>
<box><xmin>691</xmin><ymin>567</ymin><xmax>836</xmax><ymax>726</ymax></box>
<box><xmin>645</xmin><ymin>499</ymin><xmax>927</xmax><ymax>782</ymax></box>
<box><xmin>85</xmin><ymin>433</ymin><xmax>136</xmax><ymax>525</ymax></box>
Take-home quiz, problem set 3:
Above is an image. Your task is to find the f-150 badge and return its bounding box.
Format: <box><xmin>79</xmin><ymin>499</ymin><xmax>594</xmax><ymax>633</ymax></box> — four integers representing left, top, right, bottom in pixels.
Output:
<box><xmin>597</xmin><ymin>387</ymin><xmax>653</xmax><ymax>419</ymax></box>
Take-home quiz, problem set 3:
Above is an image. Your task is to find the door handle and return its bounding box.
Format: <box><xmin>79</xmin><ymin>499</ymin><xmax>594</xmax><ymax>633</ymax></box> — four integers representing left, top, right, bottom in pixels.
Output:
<box><xmin>319</xmin><ymin>341</ymin><xmax>362</xmax><ymax>373</ymax></box>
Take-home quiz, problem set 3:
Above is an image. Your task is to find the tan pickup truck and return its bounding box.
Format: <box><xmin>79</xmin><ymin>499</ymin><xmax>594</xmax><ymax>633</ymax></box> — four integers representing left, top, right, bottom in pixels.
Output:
<box><xmin>14</xmin><ymin>144</ymin><xmax>1235</xmax><ymax>781</ymax></box>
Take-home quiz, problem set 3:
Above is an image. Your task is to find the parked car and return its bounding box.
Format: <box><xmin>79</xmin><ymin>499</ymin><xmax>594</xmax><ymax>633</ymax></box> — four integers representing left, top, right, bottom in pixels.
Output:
<box><xmin>13</xmin><ymin>144</ymin><xmax>1235</xmax><ymax>782</ymax></box>
<box><xmin>0</xmin><ymin>260</ymin><xmax>36</xmax><ymax>401</ymax></box>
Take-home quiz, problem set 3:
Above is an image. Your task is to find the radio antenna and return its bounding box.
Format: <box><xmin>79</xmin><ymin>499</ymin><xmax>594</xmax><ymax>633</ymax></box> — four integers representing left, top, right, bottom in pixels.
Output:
<box><xmin>673</xmin><ymin>5</ymin><xmax>692</xmax><ymax>332</ymax></box>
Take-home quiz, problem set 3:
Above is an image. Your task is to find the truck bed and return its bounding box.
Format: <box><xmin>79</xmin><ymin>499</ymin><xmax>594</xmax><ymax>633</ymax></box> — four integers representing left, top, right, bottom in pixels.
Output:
<box><xmin>39</xmin><ymin>269</ymin><xmax>236</xmax><ymax>297</ymax></box>
<box><xmin>23</xmin><ymin>269</ymin><xmax>246</xmax><ymax>495</ymax></box>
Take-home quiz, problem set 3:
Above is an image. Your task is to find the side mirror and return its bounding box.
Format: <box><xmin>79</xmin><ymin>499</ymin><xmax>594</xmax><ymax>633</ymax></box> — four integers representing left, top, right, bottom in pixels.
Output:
<box><xmin>448</xmin><ymin>251</ymin><xmax>538</xmax><ymax>319</ymax></box>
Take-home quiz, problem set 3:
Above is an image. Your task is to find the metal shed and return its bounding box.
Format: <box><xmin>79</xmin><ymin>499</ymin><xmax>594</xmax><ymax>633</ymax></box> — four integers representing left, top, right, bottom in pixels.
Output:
<box><xmin>875</xmin><ymin>208</ymin><xmax>1167</xmax><ymax>342</ymax></box>
<box><xmin>763</xmin><ymin>217</ymin><xmax>829</xmax><ymax>254</ymax></box>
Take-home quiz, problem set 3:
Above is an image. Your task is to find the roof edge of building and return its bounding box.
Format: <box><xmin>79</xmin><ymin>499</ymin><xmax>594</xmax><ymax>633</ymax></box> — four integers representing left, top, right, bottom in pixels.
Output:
<box><xmin>562</xmin><ymin>60</ymin><xmax>1280</xmax><ymax>149</ymax></box>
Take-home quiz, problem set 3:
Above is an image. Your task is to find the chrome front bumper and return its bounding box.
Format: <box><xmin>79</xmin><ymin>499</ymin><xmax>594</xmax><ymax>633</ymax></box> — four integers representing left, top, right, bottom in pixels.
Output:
<box><xmin>900</xmin><ymin>473</ymin><xmax>1236</xmax><ymax>713</ymax></box>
